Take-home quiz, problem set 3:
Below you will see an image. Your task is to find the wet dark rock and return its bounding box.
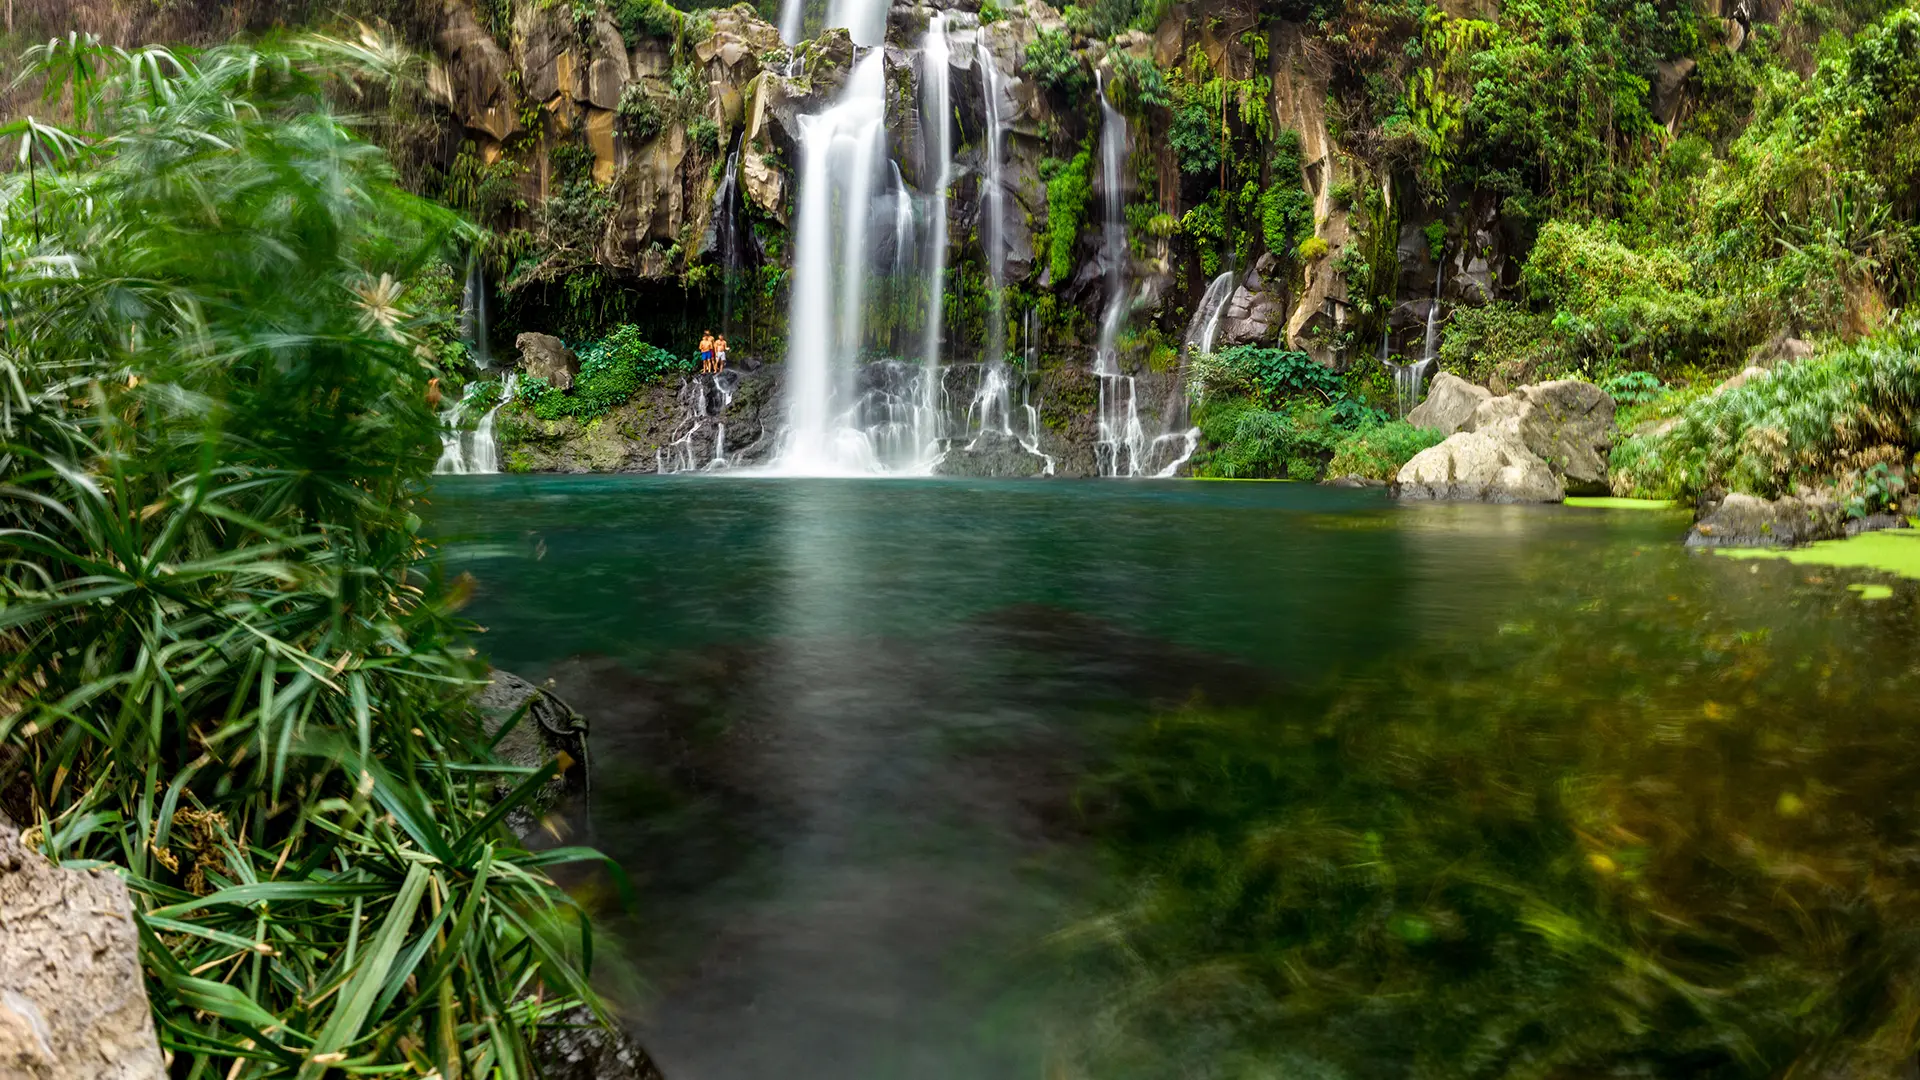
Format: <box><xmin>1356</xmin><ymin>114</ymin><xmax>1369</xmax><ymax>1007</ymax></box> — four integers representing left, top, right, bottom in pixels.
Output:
<box><xmin>478</xmin><ymin>669</ymin><xmax>590</xmax><ymax>825</ymax></box>
<box><xmin>933</xmin><ymin>430</ymin><xmax>1052</xmax><ymax>478</ymax></box>
<box><xmin>1686</xmin><ymin>492</ymin><xmax>1846</xmax><ymax>548</ymax></box>
<box><xmin>533</xmin><ymin>1005</ymin><xmax>668</xmax><ymax>1080</ymax></box>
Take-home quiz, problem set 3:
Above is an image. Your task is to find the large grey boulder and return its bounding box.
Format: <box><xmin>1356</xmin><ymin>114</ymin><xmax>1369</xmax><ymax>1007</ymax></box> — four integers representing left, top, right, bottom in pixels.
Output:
<box><xmin>1470</xmin><ymin>379</ymin><xmax>1615</xmax><ymax>495</ymax></box>
<box><xmin>0</xmin><ymin>816</ymin><xmax>166</xmax><ymax>1080</ymax></box>
<box><xmin>1395</xmin><ymin>428</ymin><xmax>1564</xmax><ymax>503</ymax></box>
<box><xmin>517</xmin><ymin>333</ymin><xmax>580</xmax><ymax>391</ymax></box>
<box><xmin>1687</xmin><ymin>492</ymin><xmax>1846</xmax><ymax>548</ymax></box>
<box><xmin>1407</xmin><ymin>372</ymin><xmax>1491</xmax><ymax>435</ymax></box>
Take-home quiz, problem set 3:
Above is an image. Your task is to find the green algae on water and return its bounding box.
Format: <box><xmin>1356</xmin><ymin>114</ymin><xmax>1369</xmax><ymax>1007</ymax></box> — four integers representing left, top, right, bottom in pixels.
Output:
<box><xmin>1563</xmin><ymin>497</ymin><xmax>1683</xmax><ymax>510</ymax></box>
<box><xmin>1715</xmin><ymin>527</ymin><xmax>1920</xmax><ymax>582</ymax></box>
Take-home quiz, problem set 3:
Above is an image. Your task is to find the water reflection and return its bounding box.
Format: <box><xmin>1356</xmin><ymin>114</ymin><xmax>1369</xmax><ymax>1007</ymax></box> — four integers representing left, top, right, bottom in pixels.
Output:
<box><xmin>428</xmin><ymin>476</ymin><xmax>1919</xmax><ymax>1080</ymax></box>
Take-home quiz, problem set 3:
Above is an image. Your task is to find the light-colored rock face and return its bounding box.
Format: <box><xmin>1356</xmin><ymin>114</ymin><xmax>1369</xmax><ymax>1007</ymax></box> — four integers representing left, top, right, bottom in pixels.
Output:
<box><xmin>1407</xmin><ymin>371</ymin><xmax>1491</xmax><ymax>435</ymax></box>
<box><xmin>1490</xmin><ymin>379</ymin><xmax>1615</xmax><ymax>494</ymax></box>
<box><xmin>517</xmin><ymin>332</ymin><xmax>580</xmax><ymax>390</ymax></box>
<box><xmin>1395</xmin><ymin>428</ymin><xmax>1564</xmax><ymax>502</ymax></box>
<box><xmin>0</xmin><ymin>818</ymin><xmax>166</xmax><ymax>1080</ymax></box>
<box><xmin>1713</xmin><ymin>365</ymin><xmax>1770</xmax><ymax>395</ymax></box>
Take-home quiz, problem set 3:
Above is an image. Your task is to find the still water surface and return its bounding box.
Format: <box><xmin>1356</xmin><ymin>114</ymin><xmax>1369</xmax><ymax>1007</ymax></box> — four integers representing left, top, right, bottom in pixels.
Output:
<box><xmin>431</xmin><ymin>476</ymin><xmax>1920</xmax><ymax>1080</ymax></box>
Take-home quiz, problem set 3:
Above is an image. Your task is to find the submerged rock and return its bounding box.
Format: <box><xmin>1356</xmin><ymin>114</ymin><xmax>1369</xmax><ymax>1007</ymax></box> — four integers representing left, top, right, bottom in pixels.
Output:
<box><xmin>1407</xmin><ymin>371</ymin><xmax>1491</xmax><ymax>435</ymax></box>
<box><xmin>0</xmin><ymin>815</ymin><xmax>166</xmax><ymax>1080</ymax></box>
<box><xmin>478</xmin><ymin>669</ymin><xmax>591</xmax><ymax>817</ymax></box>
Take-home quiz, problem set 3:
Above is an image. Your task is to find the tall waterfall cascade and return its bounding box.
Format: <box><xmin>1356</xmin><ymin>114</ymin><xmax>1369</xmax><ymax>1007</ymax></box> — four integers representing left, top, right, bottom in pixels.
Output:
<box><xmin>1090</xmin><ymin>74</ymin><xmax>1198</xmax><ymax>478</ymax></box>
<box><xmin>758</xmin><ymin>21</ymin><xmax>1188</xmax><ymax>478</ymax></box>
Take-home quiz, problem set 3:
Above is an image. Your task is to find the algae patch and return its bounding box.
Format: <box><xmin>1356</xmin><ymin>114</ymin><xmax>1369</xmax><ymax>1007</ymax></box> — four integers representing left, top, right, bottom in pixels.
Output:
<box><xmin>1564</xmin><ymin>497</ymin><xmax>1683</xmax><ymax>511</ymax></box>
<box><xmin>1714</xmin><ymin>527</ymin><xmax>1920</xmax><ymax>584</ymax></box>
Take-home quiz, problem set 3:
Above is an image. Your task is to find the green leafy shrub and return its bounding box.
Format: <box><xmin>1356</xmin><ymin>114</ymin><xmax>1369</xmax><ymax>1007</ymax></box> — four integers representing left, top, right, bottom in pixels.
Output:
<box><xmin>1109</xmin><ymin>52</ymin><xmax>1171</xmax><ymax>110</ymax></box>
<box><xmin>1297</xmin><ymin>235</ymin><xmax>1329</xmax><ymax>260</ymax></box>
<box><xmin>613</xmin><ymin>0</ymin><xmax>681</xmax><ymax>43</ymax></box>
<box><xmin>1169</xmin><ymin>99</ymin><xmax>1221</xmax><ymax>175</ymax></box>
<box><xmin>1844</xmin><ymin>461</ymin><xmax>1909</xmax><ymax>518</ymax></box>
<box><xmin>1192</xmin><ymin>345</ymin><xmax>1350</xmax><ymax>405</ymax></box>
<box><xmin>979</xmin><ymin>0</ymin><xmax>1007</xmax><ymax>23</ymax></box>
<box><xmin>1023</xmin><ymin>30</ymin><xmax>1090</xmax><ymax>96</ymax></box>
<box><xmin>617</xmin><ymin>84</ymin><xmax>665</xmax><ymax>141</ymax></box>
<box><xmin>1611</xmin><ymin>318</ymin><xmax>1920</xmax><ymax>499</ymax></box>
<box><xmin>520</xmin><ymin>325</ymin><xmax>691</xmax><ymax>421</ymax></box>
<box><xmin>1437</xmin><ymin>300</ymin><xmax>1564</xmax><ymax>386</ymax></box>
<box><xmin>1328</xmin><ymin>420</ymin><xmax>1448</xmax><ymax>480</ymax></box>
<box><xmin>1600</xmin><ymin>370</ymin><xmax>1665</xmax><ymax>406</ymax></box>
<box><xmin>0</xmin><ymin>34</ymin><xmax>612</xmax><ymax>1074</ymax></box>
<box><xmin>1044</xmin><ymin>150</ymin><xmax>1094</xmax><ymax>282</ymax></box>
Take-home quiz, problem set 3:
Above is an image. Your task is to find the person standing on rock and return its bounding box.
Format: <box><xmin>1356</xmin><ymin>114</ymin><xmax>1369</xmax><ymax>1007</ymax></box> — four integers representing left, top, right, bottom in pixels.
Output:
<box><xmin>715</xmin><ymin>335</ymin><xmax>729</xmax><ymax>372</ymax></box>
<box><xmin>699</xmin><ymin>330</ymin><xmax>715</xmax><ymax>374</ymax></box>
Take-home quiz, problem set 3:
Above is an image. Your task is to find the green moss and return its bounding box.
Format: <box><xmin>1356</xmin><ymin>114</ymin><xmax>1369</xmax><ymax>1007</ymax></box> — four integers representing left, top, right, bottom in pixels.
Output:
<box><xmin>1044</xmin><ymin>151</ymin><xmax>1093</xmax><ymax>284</ymax></box>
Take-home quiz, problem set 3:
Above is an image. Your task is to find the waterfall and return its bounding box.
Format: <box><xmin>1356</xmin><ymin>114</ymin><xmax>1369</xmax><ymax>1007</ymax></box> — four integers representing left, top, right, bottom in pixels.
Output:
<box><xmin>826</xmin><ymin>0</ymin><xmax>885</xmax><ymax>45</ymax></box>
<box><xmin>1383</xmin><ymin>259</ymin><xmax>1445</xmax><ymax>418</ymax></box>
<box><xmin>773</xmin><ymin>53</ymin><xmax>889</xmax><ymax>474</ymax></box>
<box><xmin>461</xmin><ymin>250</ymin><xmax>490</xmax><ymax>370</ymax></box>
<box><xmin>1092</xmin><ymin>73</ymin><xmax>1148</xmax><ymax>476</ymax></box>
<box><xmin>1185</xmin><ymin>271</ymin><xmax>1237</xmax><ymax>358</ymax></box>
<box><xmin>437</xmin><ymin>376</ymin><xmax>515</xmax><ymax>475</ymax></box>
<box><xmin>777</xmin><ymin>0</ymin><xmax>803</xmax><ymax>46</ymax></box>
<box><xmin>659</xmin><ymin>372</ymin><xmax>740</xmax><ymax>474</ymax></box>
<box><xmin>470</xmin><ymin>374</ymin><xmax>515</xmax><ymax>473</ymax></box>
<box><xmin>918</xmin><ymin>16</ymin><xmax>954</xmax><ymax>465</ymax></box>
<box><xmin>713</xmin><ymin>148</ymin><xmax>743</xmax><ymax>335</ymax></box>
<box><xmin>979</xmin><ymin>40</ymin><xmax>1009</xmax><ymax>369</ymax></box>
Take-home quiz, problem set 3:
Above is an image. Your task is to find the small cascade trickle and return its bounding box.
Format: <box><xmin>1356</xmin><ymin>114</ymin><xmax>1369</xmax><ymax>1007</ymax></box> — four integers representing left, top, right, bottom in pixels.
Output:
<box><xmin>979</xmin><ymin>40</ymin><xmax>1009</xmax><ymax>369</ymax></box>
<box><xmin>1185</xmin><ymin>271</ymin><xmax>1237</xmax><ymax>359</ymax></box>
<box><xmin>658</xmin><ymin>372</ymin><xmax>742</xmax><ymax>474</ymax></box>
<box><xmin>713</xmin><ymin>148</ymin><xmax>744</xmax><ymax>335</ymax></box>
<box><xmin>437</xmin><ymin>376</ymin><xmax>516</xmax><ymax>475</ymax></box>
<box><xmin>461</xmin><ymin>250</ymin><xmax>490</xmax><ymax>370</ymax></box>
<box><xmin>1383</xmin><ymin>258</ymin><xmax>1445</xmax><ymax>418</ymax></box>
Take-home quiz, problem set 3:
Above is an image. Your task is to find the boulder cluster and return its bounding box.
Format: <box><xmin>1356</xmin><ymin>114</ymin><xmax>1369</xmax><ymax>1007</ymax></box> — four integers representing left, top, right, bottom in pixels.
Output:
<box><xmin>1396</xmin><ymin>373</ymin><xmax>1615</xmax><ymax>503</ymax></box>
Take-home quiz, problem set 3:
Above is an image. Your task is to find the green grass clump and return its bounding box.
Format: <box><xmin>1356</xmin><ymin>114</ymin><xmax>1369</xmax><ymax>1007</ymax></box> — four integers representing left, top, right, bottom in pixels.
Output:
<box><xmin>1327</xmin><ymin>420</ymin><xmax>1447</xmax><ymax>481</ymax></box>
<box><xmin>1611</xmin><ymin>318</ymin><xmax>1920</xmax><ymax>500</ymax></box>
<box><xmin>1043</xmin><ymin>151</ymin><xmax>1093</xmax><ymax>284</ymax></box>
<box><xmin>521</xmin><ymin>324</ymin><xmax>690</xmax><ymax>421</ymax></box>
<box><xmin>0</xmin><ymin>35</ymin><xmax>614</xmax><ymax>1076</ymax></box>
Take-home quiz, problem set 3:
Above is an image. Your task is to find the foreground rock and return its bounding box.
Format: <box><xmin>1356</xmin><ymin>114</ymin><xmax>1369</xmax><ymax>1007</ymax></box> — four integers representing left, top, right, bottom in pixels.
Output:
<box><xmin>533</xmin><ymin>1005</ymin><xmax>668</xmax><ymax>1080</ymax></box>
<box><xmin>1399</xmin><ymin>378</ymin><xmax>1616</xmax><ymax>501</ymax></box>
<box><xmin>0</xmin><ymin>816</ymin><xmax>166</xmax><ymax>1080</ymax></box>
<box><xmin>1395</xmin><ymin>428</ymin><xmax>1563</xmax><ymax>502</ymax></box>
<box><xmin>478</xmin><ymin>669</ymin><xmax>590</xmax><ymax>823</ymax></box>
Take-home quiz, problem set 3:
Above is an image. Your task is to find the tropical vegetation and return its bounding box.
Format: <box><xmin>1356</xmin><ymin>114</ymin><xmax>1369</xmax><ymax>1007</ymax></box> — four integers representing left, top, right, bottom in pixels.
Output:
<box><xmin>0</xmin><ymin>33</ymin><xmax>614</xmax><ymax>1077</ymax></box>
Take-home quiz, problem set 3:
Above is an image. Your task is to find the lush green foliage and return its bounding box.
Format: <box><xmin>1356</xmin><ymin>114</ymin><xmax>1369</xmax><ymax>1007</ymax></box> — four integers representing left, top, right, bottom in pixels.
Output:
<box><xmin>1190</xmin><ymin>348</ymin><xmax>1392</xmax><ymax>478</ymax></box>
<box><xmin>1612</xmin><ymin>318</ymin><xmax>1920</xmax><ymax>499</ymax></box>
<box><xmin>1327</xmin><ymin>420</ymin><xmax>1448</xmax><ymax>480</ymax></box>
<box><xmin>1108</xmin><ymin>52</ymin><xmax>1171</xmax><ymax>112</ymax></box>
<box><xmin>0</xmin><ymin>35</ymin><xmax>610</xmax><ymax>1076</ymax></box>
<box><xmin>1043</xmin><ymin>151</ymin><xmax>1094</xmax><ymax>283</ymax></box>
<box><xmin>1022</xmin><ymin>31</ymin><xmax>1090</xmax><ymax>97</ymax></box>
<box><xmin>519</xmin><ymin>325</ymin><xmax>691</xmax><ymax>421</ymax></box>
<box><xmin>612</xmin><ymin>0</ymin><xmax>682</xmax><ymax>44</ymax></box>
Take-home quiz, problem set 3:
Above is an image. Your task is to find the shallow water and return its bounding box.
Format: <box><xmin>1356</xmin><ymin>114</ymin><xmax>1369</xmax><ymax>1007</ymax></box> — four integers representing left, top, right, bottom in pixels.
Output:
<box><xmin>430</xmin><ymin>476</ymin><xmax>1920</xmax><ymax>1080</ymax></box>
